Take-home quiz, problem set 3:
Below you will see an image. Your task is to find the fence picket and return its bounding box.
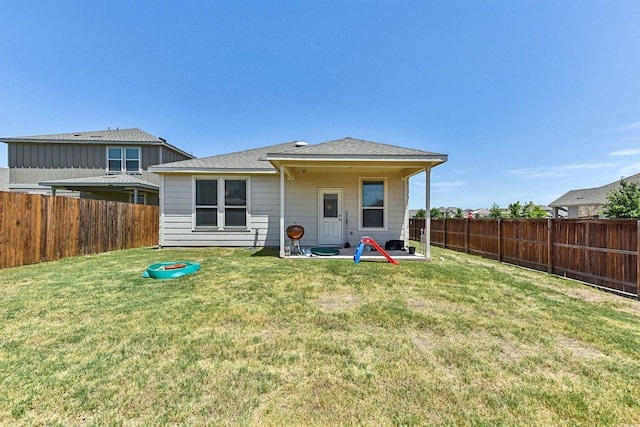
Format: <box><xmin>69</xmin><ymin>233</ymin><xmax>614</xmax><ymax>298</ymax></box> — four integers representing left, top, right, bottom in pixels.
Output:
<box><xmin>0</xmin><ymin>191</ymin><xmax>158</xmax><ymax>269</ymax></box>
<box><xmin>410</xmin><ymin>217</ymin><xmax>639</xmax><ymax>298</ymax></box>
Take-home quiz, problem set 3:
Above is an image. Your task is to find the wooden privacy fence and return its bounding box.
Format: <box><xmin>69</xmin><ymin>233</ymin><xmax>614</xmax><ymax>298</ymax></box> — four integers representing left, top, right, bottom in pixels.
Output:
<box><xmin>409</xmin><ymin>218</ymin><xmax>639</xmax><ymax>298</ymax></box>
<box><xmin>0</xmin><ymin>191</ymin><xmax>159</xmax><ymax>269</ymax></box>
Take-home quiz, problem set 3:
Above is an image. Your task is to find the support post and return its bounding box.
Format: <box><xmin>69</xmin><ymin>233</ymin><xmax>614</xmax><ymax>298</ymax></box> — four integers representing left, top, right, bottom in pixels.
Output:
<box><xmin>425</xmin><ymin>166</ymin><xmax>431</xmax><ymax>261</ymax></box>
<box><xmin>279</xmin><ymin>165</ymin><xmax>285</xmax><ymax>258</ymax></box>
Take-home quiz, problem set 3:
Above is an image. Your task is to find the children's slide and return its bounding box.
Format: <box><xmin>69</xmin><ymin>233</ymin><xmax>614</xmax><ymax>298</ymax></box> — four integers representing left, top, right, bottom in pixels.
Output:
<box><xmin>353</xmin><ymin>237</ymin><xmax>399</xmax><ymax>265</ymax></box>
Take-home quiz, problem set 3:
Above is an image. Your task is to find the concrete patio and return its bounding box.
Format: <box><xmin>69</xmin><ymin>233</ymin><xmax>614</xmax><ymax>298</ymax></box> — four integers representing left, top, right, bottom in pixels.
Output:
<box><xmin>283</xmin><ymin>244</ymin><xmax>428</xmax><ymax>262</ymax></box>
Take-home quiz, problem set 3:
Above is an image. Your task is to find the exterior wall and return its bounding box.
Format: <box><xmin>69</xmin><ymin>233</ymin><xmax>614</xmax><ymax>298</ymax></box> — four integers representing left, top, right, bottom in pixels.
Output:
<box><xmin>159</xmin><ymin>171</ymin><xmax>409</xmax><ymax>248</ymax></box>
<box><xmin>8</xmin><ymin>143</ymin><xmax>190</xmax><ymax>177</ymax></box>
<box><xmin>160</xmin><ymin>146</ymin><xmax>191</xmax><ymax>164</ymax></box>
<box><xmin>9</xmin><ymin>168</ymin><xmax>161</xmax><ymax>186</ymax></box>
<box><xmin>0</xmin><ymin>167</ymin><xmax>8</xmax><ymax>191</ymax></box>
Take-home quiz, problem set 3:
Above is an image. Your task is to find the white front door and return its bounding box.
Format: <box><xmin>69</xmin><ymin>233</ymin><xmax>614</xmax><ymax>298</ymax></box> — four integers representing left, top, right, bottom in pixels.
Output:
<box><xmin>318</xmin><ymin>188</ymin><xmax>343</xmax><ymax>246</ymax></box>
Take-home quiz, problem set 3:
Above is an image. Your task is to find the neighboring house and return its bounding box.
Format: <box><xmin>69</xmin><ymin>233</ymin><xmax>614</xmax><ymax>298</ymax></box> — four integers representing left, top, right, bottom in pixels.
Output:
<box><xmin>549</xmin><ymin>173</ymin><xmax>640</xmax><ymax>218</ymax></box>
<box><xmin>438</xmin><ymin>207</ymin><xmax>459</xmax><ymax>218</ymax></box>
<box><xmin>0</xmin><ymin>128</ymin><xmax>194</xmax><ymax>204</ymax></box>
<box><xmin>149</xmin><ymin>137</ymin><xmax>447</xmax><ymax>258</ymax></box>
<box><xmin>0</xmin><ymin>167</ymin><xmax>8</xmax><ymax>191</ymax></box>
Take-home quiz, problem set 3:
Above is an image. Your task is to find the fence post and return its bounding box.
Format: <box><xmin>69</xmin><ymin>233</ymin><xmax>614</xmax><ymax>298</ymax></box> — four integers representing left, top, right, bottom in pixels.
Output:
<box><xmin>497</xmin><ymin>219</ymin><xmax>502</xmax><ymax>263</ymax></box>
<box><xmin>465</xmin><ymin>218</ymin><xmax>470</xmax><ymax>254</ymax></box>
<box><xmin>443</xmin><ymin>217</ymin><xmax>447</xmax><ymax>249</ymax></box>
<box><xmin>637</xmin><ymin>220</ymin><xmax>640</xmax><ymax>299</ymax></box>
<box><xmin>547</xmin><ymin>218</ymin><xmax>553</xmax><ymax>274</ymax></box>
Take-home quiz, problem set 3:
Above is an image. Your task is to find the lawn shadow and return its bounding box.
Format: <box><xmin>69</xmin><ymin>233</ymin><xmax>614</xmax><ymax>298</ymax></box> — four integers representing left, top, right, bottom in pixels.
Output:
<box><xmin>250</xmin><ymin>247</ymin><xmax>281</xmax><ymax>257</ymax></box>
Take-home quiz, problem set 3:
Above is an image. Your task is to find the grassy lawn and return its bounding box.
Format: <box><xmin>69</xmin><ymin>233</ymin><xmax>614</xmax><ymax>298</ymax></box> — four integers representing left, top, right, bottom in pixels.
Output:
<box><xmin>1</xmin><ymin>246</ymin><xmax>639</xmax><ymax>426</ymax></box>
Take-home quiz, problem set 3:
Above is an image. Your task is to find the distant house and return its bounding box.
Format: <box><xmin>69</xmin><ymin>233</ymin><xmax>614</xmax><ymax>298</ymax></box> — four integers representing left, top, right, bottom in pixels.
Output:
<box><xmin>0</xmin><ymin>167</ymin><xmax>8</xmax><ymax>191</ymax></box>
<box><xmin>0</xmin><ymin>128</ymin><xmax>194</xmax><ymax>204</ymax></box>
<box><xmin>149</xmin><ymin>137</ymin><xmax>447</xmax><ymax>258</ymax></box>
<box><xmin>549</xmin><ymin>173</ymin><xmax>640</xmax><ymax>218</ymax></box>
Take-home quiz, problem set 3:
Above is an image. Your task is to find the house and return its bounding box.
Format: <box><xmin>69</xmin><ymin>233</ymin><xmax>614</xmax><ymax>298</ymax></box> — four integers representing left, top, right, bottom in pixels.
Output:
<box><xmin>0</xmin><ymin>167</ymin><xmax>8</xmax><ymax>191</ymax></box>
<box><xmin>549</xmin><ymin>173</ymin><xmax>640</xmax><ymax>218</ymax></box>
<box><xmin>0</xmin><ymin>128</ymin><xmax>194</xmax><ymax>204</ymax></box>
<box><xmin>149</xmin><ymin>137</ymin><xmax>447</xmax><ymax>258</ymax></box>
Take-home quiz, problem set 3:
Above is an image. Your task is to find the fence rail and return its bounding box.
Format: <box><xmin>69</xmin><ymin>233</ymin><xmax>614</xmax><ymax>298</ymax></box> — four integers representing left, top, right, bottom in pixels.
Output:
<box><xmin>409</xmin><ymin>217</ymin><xmax>639</xmax><ymax>298</ymax></box>
<box><xmin>0</xmin><ymin>191</ymin><xmax>159</xmax><ymax>269</ymax></box>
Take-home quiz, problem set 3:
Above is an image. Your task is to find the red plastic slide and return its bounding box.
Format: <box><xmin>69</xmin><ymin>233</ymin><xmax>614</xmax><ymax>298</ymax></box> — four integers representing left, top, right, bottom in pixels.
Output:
<box><xmin>358</xmin><ymin>237</ymin><xmax>399</xmax><ymax>265</ymax></box>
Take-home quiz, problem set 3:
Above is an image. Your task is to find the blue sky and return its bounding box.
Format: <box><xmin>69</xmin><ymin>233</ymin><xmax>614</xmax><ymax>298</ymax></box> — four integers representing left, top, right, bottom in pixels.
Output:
<box><xmin>2</xmin><ymin>1</ymin><xmax>640</xmax><ymax>209</ymax></box>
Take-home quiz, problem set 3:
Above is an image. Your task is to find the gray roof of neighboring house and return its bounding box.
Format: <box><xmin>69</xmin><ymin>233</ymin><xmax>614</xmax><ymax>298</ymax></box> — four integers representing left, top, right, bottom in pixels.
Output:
<box><xmin>0</xmin><ymin>128</ymin><xmax>194</xmax><ymax>159</ymax></box>
<box><xmin>149</xmin><ymin>137</ymin><xmax>447</xmax><ymax>173</ymax></box>
<box><xmin>39</xmin><ymin>174</ymin><xmax>158</xmax><ymax>191</ymax></box>
<box><xmin>549</xmin><ymin>172</ymin><xmax>640</xmax><ymax>207</ymax></box>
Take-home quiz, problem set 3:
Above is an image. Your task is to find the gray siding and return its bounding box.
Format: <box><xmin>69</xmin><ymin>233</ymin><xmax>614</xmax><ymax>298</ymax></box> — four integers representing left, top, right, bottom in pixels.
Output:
<box><xmin>160</xmin><ymin>147</ymin><xmax>192</xmax><ymax>164</ymax></box>
<box><xmin>9</xmin><ymin>142</ymin><xmax>191</xmax><ymax>170</ymax></box>
<box><xmin>160</xmin><ymin>174</ymin><xmax>280</xmax><ymax>247</ymax></box>
<box><xmin>0</xmin><ymin>168</ymin><xmax>8</xmax><ymax>191</ymax></box>
<box><xmin>159</xmin><ymin>172</ymin><xmax>409</xmax><ymax>248</ymax></box>
<box><xmin>10</xmin><ymin>143</ymin><xmax>104</xmax><ymax>168</ymax></box>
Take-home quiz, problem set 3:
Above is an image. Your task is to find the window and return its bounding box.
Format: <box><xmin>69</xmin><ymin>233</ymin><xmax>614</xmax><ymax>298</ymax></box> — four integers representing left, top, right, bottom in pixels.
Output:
<box><xmin>195</xmin><ymin>179</ymin><xmax>218</xmax><ymax>227</ymax></box>
<box><xmin>107</xmin><ymin>148</ymin><xmax>122</xmax><ymax>173</ymax></box>
<box><xmin>194</xmin><ymin>178</ymin><xmax>249</xmax><ymax>229</ymax></box>
<box><xmin>107</xmin><ymin>147</ymin><xmax>141</xmax><ymax>174</ymax></box>
<box><xmin>125</xmin><ymin>148</ymin><xmax>140</xmax><ymax>172</ymax></box>
<box><xmin>130</xmin><ymin>193</ymin><xmax>146</xmax><ymax>205</ymax></box>
<box><xmin>224</xmin><ymin>179</ymin><xmax>247</xmax><ymax>227</ymax></box>
<box><xmin>361</xmin><ymin>179</ymin><xmax>385</xmax><ymax>229</ymax></box>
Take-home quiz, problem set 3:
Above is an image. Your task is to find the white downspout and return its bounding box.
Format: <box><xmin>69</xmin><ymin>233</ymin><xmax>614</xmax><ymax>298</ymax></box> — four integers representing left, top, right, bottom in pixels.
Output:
<box><xmin>425</xmin><ymin>166</ymin><xmax>431</xmax><ymax>261</ymax></box>
<box><xmin>279</xmin><ymin>165</ymin><xmax>285</xmax><ymax>258</ymax></box>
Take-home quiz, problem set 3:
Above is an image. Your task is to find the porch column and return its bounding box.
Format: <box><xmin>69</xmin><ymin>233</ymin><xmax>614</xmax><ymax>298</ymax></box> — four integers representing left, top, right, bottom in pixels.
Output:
<box><xmin>425</xmin><ymin>166</ymin><xmax>431</xmax><ymax>261</ymax></box>
<box><xmin>133</xmin><ymin>187</ymin><xmax>139</xmax><ymax>204</ymax></box>
<box><xmin>279</xmin><ymin>165</ymin><xmax>285</xmax><ymax>258</ymax></box>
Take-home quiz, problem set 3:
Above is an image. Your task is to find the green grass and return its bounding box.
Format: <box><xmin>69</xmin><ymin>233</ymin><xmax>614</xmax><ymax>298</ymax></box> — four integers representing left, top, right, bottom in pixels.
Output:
<box><xmin>1</xmin><ymin>246</ymin><xmax>639</xmax><ymax>426</ymax></box>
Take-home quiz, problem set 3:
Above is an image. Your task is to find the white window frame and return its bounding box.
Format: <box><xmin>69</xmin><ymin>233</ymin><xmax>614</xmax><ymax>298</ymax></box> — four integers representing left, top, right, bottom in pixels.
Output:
<box><xmin>106</xmin><ymin>146</ymin><xmax>142</xmax><ymax>174</ymax></box>
<box><xmin>359</xmin><ymin>177</ymin><xmax>388</xmax><ymax>231</ymax></box>
<box><xmin>192</xmin><ymin>176</ymin><xmax>251</xmax><ymax>230</ymax></box>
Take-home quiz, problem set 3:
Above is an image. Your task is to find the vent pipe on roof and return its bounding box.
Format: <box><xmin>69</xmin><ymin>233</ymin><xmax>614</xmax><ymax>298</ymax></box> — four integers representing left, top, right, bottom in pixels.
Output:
<box><xmin>295</xmin><ymin>141</ymin><xmax>309</xmax><ymax>147</ymax></box>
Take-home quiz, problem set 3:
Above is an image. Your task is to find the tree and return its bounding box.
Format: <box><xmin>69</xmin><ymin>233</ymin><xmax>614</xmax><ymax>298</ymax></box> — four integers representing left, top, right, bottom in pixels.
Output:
<box><xmin>489</xmin><ymin>203</ymin><xmax>504</xmax><ymax>219</ymax></box>
<box><xmin>602</xmin><ymin>179</ymin><xmax>640</xmax><ymax>218</ymax></box>
<box><xmin>507</xmin><ymin>201</ymin><xmax>548</xmax><ymax>218</ymax></box>
<box><xmin>415</xmin><ymin>208</ymin><xmax>426</xmax><ymax>219</ymax></box>
<box><xmin>508</xmin><ymin>201</ymin><xmax>522</xmax><ymax>218</ymax></box>
<box><xmin>455</xmin><ymin>208</ymin><xmax>464</xmax><ymax>218</ymax></box>
<box><xmin>430</xmin><ymin>208</ymin><xmax>443</xmax><ymax>219</ymax></box>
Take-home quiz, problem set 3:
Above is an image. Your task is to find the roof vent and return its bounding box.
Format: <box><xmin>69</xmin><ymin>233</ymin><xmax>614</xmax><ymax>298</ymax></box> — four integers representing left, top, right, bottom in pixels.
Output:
<box><xmin>295</xmin><ymin>141</ymin><xmax>309</xmax><ymax>147</ymax></box>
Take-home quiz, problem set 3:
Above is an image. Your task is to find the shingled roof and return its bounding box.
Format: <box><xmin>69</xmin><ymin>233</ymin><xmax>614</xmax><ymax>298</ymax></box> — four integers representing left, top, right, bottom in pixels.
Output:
<box><xmin>549</xmin><ymin>172</ymin><xmax>640</xmax><ymax>207</ymax></box>
<box><xmin>149</xmin><ymin>137</ymin><xmax>447</xmax><ymax>173</ymax></box>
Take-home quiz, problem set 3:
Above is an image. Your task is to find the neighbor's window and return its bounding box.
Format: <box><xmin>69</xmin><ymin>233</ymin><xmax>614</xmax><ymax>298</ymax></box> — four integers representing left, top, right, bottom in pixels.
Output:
<box><xmin>361</xmin><ymin>179</ymin><xmax>385</xmax><ymax>228</ymax></box>
<box><xmin>125</xmin><ymin>148</ymin><xmax>140</xmax><ymax>172</ymax></box>
<box><xmin>130</xmin><ymin>193</ymin><xmax>146</xmax><ymax>205</ymax></box>
<box><xmin>195</xmin><ymin>179</ymin><xmax>218</xmax><ymax>227</ymax></box>
<box><xmin>194</xmin><ymin>178</ymin><xmax>249</xmax><ymax>228</ymax></box>
<box><xmin>107</xmin><ymin>148</ymin><xmax>122</xmax><ymax>173</ymax></box>
<box><xmin>107</xmin><ymin>147</ymin><xmax>141</xmax><ymax>173</ymax></box>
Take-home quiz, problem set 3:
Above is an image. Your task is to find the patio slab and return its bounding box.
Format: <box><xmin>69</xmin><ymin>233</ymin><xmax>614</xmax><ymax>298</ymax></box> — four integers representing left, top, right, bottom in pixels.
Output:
<box><xmin>283</xmin><ymin>245</ymin><xmax>427</xmax><ymax>262</ymax></box>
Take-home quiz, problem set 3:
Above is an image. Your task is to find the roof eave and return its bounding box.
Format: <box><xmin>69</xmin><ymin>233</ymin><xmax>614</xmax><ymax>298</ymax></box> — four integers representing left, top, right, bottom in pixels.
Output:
<box><xmin>39</xmin><ymin>181</ymin><xmax>159</xmax><ymax>191</ymax></box>
<box><xmin>148</xmin><ymin>167</ymin><xmax>277</xmax><ymax>174</ymax></box>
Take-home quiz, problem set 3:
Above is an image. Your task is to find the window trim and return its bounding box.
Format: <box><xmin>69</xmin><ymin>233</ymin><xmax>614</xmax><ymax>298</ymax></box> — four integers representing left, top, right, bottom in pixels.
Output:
<box><xmin>106</xmin><ymin>146</ymin><xmax>142</xmax><ymax>174</ymax></box>
<box><xmin>358</xmin><ymin>177</ymin><xmax>388</xmax><ymax>231</ymax></box>
<box><xmin>192</xmin><ymin>176</ymin><xmax>251</xmax><ymax>231</ymax></box>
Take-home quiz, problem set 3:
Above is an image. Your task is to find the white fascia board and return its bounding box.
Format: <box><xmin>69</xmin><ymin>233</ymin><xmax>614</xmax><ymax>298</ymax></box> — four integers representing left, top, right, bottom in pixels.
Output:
<box><xmin>147</xmin><ymin>167</ymin><xmax>277</xmax><ymax>174</ymax></box>
<box><xmin>266</xmin><ymin>154</ymin><xmax>448</xmax><ymax>163</ymax></box>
